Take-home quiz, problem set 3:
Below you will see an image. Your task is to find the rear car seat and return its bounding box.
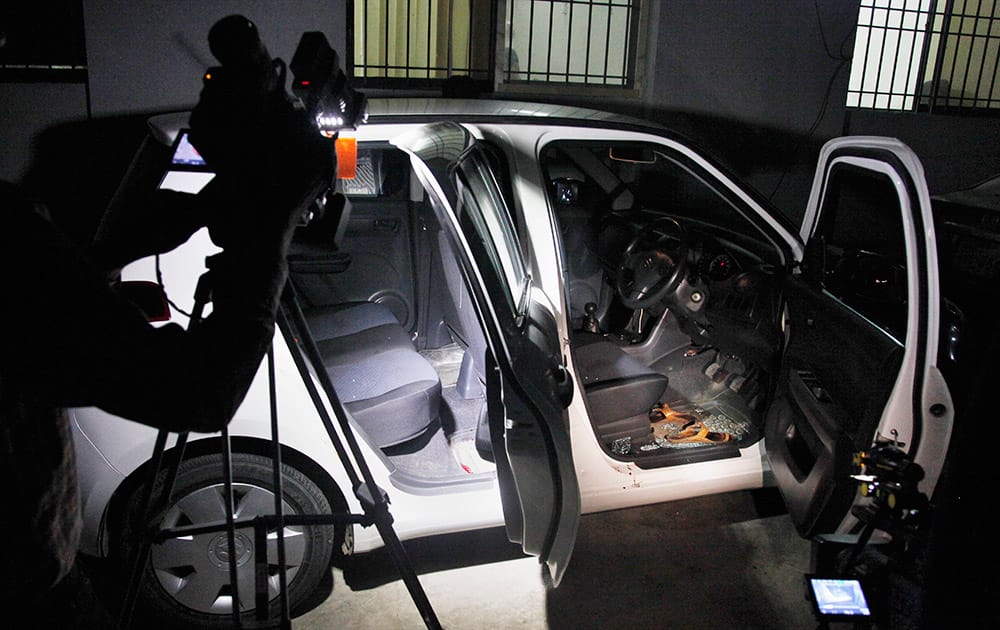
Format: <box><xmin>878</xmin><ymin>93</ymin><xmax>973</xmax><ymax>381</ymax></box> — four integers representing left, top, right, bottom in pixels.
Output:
<box><xmin>303</xmin><ymin>302</ymin><xmax>441</xmax><ymax>449</ymax></box>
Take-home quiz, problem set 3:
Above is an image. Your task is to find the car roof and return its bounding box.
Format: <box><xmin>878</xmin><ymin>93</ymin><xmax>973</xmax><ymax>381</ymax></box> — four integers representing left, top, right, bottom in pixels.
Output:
<box><xmin>144</xmin><ymin>96</ymin><xmax>797</xmax><ymax>249</ymax></box>
<box><xmin>367</xmin><ymin>97</ymin><xmax>658</xmax><ymax>126</ymax></box>
<box><xmin>147</xmin><ymin>97</ymin><xmax>666</xmax><ymax>147</ymax></box>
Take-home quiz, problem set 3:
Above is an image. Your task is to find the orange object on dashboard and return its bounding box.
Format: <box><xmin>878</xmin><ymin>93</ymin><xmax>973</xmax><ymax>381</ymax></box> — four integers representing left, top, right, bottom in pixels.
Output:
<box><xmin>336</xmin><ymin>136</ymin><xmax>357</xmax><ymax>179</ymax></box>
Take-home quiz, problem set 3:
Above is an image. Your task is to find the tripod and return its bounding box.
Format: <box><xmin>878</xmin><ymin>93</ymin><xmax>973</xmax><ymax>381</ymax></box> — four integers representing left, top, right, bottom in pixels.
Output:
<box><xmin>119</xmin><ymin>260</ymin><xmax>442</xmax><ymax>629</ymax></box>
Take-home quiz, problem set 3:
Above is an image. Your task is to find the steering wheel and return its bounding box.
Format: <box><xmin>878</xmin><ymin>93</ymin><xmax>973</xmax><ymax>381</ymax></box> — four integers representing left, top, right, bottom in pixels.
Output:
<box><xmin>615</xmin><ymin>216</ymin><xmax>689</xmax><ymax>309</ymax></box>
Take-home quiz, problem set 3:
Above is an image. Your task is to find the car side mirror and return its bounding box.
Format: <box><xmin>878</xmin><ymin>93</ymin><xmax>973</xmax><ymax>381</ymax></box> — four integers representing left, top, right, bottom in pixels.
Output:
<box><xmin>801</xmin><ymin>235</ymin><xmax>826</xmax><ymax>285</ymax></box>
<box><xmin>117</xmin><ymin>280</ymin><xmax>171</xmax><ymax>322</ymax></box>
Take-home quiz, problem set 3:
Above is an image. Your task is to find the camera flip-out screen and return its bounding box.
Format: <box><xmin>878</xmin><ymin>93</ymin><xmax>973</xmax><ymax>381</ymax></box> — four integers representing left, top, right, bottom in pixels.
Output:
<box><xmin>807</xmin><ymin>576</ymin><xmax>872</xmax><ymax>621</ymax></box>
<box><xmin>159</xmin><ymin>130</ymin><xmax>215</xmax><ymax>194</ymax></box>
<box><xmin>171</xmin><ymin>131</ymin><xmax>208</xmax><ymax>168</ymax></box>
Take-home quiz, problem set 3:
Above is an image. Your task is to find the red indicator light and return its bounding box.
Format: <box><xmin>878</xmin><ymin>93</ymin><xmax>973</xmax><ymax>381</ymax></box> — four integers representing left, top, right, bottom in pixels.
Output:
<box><xmin>300</xmin><ymin>80</ymin><xmax>310</xmax><ymax>86</ymax></box>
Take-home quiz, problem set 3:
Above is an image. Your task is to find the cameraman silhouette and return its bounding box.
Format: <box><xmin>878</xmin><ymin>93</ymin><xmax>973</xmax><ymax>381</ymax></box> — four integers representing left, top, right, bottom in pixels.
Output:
<box><xmin>0</xmin><ymin>16</ymin><xmax>335</xmax><ymax>628</ymax></box>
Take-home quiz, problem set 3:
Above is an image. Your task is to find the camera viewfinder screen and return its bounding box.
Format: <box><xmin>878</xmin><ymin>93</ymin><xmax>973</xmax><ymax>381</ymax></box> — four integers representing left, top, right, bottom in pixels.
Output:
<box><xmin>171</xmin><ymin>131</ymin><xmax>207</xmax><ymax>167</ymax></box>
<box><xmin>809</xmin><ymin>578</ymin><xmax>872</xmax><ymax>619</ymax></box>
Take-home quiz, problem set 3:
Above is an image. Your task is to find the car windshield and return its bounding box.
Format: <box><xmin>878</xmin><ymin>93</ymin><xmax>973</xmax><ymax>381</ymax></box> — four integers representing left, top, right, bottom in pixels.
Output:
<box><xmin>540</xmin><ymin>140</ymin><xmax>773</xmax><ymax>256</ymax></box>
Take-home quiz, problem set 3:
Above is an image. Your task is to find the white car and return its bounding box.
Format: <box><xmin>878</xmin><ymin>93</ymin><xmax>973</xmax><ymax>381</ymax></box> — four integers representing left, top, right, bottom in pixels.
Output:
<box><xmin>71</xmin><ymin>98</ymin><xmax>955</xmax><ymax>628</ymax></box>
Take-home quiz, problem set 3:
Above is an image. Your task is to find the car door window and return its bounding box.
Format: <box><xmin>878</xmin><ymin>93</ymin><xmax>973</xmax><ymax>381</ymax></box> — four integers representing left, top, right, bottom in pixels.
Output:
<box><xmin>815</xmin><ymin>164</ymin><xmax>909</xmax><ymax>342</ymax></box>
<box><xmin>455</xmin><ymin>153</ymin><xmax>529</xmax><ymax>316</ymax></box>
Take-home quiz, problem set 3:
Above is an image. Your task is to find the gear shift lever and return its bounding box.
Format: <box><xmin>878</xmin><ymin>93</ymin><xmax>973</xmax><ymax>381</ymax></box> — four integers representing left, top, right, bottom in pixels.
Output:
<box><xmin>582</xmin><ymin>302</ymin><xmax>600</xmax><ymax>334</ymax></box>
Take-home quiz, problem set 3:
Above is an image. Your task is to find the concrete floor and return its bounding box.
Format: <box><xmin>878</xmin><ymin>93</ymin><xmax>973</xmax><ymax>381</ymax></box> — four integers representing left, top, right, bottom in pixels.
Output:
<box><xmin>79</xmin><ymin>488</ymin><xmax>819</xmax><ymax>629</ymax></box>
<box><xmin>293</xmin><ymin>488</ymin><xmax>818</xmax><ymax>630</ymax></box>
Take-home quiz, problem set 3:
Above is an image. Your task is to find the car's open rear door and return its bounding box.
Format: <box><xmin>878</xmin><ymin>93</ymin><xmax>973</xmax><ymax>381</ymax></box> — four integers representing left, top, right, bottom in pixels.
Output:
<box><xmin>393</xmin><ymin>122</ymin><xmax>580</xmax><ymax>584</ymax></box>
<box><xmin>765</xmin><ymin>137</ymin><xmax>954</xmax><ymax>537</ymax></box>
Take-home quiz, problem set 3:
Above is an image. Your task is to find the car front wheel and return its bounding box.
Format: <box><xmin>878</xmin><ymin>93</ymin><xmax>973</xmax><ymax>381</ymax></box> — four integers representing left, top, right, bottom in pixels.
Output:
<box><xmin>116</xmin><ymin>452</ymin><xmax>337</xmax><ymax>628</ymax></box>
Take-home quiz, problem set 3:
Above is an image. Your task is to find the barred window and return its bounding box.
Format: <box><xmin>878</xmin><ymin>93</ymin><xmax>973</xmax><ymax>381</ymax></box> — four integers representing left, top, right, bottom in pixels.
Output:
<box><xmin>847</xmin><ymin>0</ymin><xmax>1000</xmax><ymax>113</ymax></box>
<box><xmin>349</xmin><ymin>0</ymin><xmax>644</xmax><ymax>91</ymax></box>
<box><xmin>503</xmin><ymin>0</ymin><xmax>641</xmax><ymax>87</ymax></box>
<box><xmin>351</xmin><ymin>0</ymin><xmax>494</xmax><ymax>86</ymax></box>
<box><xmin>0</xmin><ymin>4</ymin><xmax>87</xmax><ymax>83</ymax></box>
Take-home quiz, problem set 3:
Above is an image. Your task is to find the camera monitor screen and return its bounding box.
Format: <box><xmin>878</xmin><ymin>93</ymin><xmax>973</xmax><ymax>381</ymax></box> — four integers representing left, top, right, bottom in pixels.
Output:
<box><xmin>171</xmin><ymin>131</ymin><xmax>208</xmax><ymax>167</ymax></box>
<box><xmin>807</xmin><ymin>576</ymin><xmax>872</xmax><ymax>620</ymax></box>
<box><xmin>159</xmin><ymin>130</ymin><xmax>215</xmax><ymax>194</ymax></box>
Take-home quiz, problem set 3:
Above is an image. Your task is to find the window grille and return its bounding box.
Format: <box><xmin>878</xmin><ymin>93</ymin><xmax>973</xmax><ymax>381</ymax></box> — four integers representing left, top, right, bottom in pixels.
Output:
<box><xmin>349</xmin><ymin>0</ymin><xmax>643</xmax><ymax>91</ymax></box>
<box><xmin>503</xmin><ymin>0</ymin><xmax>640</xmax><ymax>87</ymax></box>
<box><xmin>350</xmin><ymin>0</ymin><xmax>495</xmax><ymax>87</ymax></box>
<box><xmin>0</xmin><ymin>3</ymin><xmax>87</xmax><ymax>83</ymax></box>
<box><xmin>847</xmin><ymin>0</ymin><xmax>1000</xmax><ymax>113</ymax></box>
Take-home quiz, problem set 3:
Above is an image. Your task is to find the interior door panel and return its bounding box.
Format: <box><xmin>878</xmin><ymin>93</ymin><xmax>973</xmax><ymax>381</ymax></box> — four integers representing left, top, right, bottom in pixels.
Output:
<box><xmin>767</xmin><ymin>275</ymin><xmax>903</xmax><ymax>536</ymax></box>
<box><xmin>766</xmin><ymin>137</ymin><xmax>949</xmax><ymax>539</ymax></box>
<box><xmin>293</xmin><ymin>198</ymin><xmax>417</xmax><ymax>330</ymax></box>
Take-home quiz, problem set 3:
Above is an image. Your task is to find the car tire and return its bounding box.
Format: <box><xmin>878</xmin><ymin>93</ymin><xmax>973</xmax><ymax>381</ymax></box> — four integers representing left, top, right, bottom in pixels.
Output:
<box><xmin>116</xmin><ymin>452</ymin><xmax>337</xmax><ymax>629</ymax></box>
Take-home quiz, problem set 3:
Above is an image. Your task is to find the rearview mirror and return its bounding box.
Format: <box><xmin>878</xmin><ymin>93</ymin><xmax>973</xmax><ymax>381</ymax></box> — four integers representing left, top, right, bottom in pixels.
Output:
<box><xmin>608</xmin><ymin>146</ymin><xmax>657</xmax><ymax>164</ymax></box>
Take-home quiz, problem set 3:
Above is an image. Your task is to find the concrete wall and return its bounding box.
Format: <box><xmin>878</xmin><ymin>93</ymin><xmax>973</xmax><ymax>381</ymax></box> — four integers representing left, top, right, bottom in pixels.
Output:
<box><xmin>638</xmin><ymin>0</ymin><xmax>1000</xmax><ymax>222</ymax></box>
<box><xmin>84</xmin><ymin>0</ymin><xmax>347</xmax><ymax>117</ymax></box>
<box><xmin>0</xmin><ymin>82</ymin><xmax>90</xmax><ymax>184</ymax></box>
<box><xmin>2</xmin><ymin>0</ymin><xmax>347</xmax><ymax>183</ymax></box>
<box><xmin>533</xmin><ymin>0</ymin><xmax>999</xmax><ymax>222</ymax></box>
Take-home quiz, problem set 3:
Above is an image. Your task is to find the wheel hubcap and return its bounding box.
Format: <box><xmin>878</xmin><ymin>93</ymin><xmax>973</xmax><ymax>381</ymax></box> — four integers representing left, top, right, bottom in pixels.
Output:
<box><xmin>150</xmin><ymin>482</ymin><xmax>307</xmax><ymax>614</ymax></box>
<box><xmin>207</xmin><ymin>532</ymin><xmax>253</xmax><ymax>569</ymax></box>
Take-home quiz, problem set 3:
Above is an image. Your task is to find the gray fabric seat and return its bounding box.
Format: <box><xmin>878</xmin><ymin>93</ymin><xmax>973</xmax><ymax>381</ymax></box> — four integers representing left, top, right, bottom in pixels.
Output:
<box><xmin>325</xmin><ymin>348</ymin><xmax>440</xmax><ymax>448</ymax></box>
<box><xmin>573</xmin><ymin>340</ymin><xmax>667</xmax><ymax>443</ymax></box>
<box><xmin>304</xmin><ymin>302</ymin><xmax>440</xmax><ymax>448</ymax></box>
<box><xmin>307</xmin><ymin>302</ymin><xmax>401</xmax><ymax>339</ymax></box>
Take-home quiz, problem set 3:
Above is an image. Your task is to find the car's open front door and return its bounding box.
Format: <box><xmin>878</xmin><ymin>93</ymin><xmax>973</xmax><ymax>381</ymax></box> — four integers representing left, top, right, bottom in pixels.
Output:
<box><xmin>765</xmin><ymin>137</ymin><xmax>954</xmax><ymax>537</ymax></box>
<box><xmin>393</xmin><ymin>122</ymin><xmax>580</xmax><ymax>584</ymax></box>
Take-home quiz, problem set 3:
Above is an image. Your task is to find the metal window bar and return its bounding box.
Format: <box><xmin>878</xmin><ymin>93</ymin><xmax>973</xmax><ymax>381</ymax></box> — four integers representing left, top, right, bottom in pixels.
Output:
<box><xmin>547</xmin><ymin>2</ymin><xmax>555</xmax><ymax>81</ymax></box>
<box><xmin>848</xmin><ymin>0</ymin><xmax>1000</xmax><ymax>114</ymax></box>
<box><xmin>527</xmin><ymin>1</ymin><xmax>535</xmax><ymax>80</ymax></box>
<box><xmin>585</xmin><ymin>2</ymin><xmax>594</xmax><ymax>82</ymax></box>
<box><xmin>504</xmin><ymin>0</ymin><xmax>638</xmax><ymax>87</ymax></box>
<box><xmin>968</xmin><ymin>1</ymin><xmax>994</xmax><ymax>103</ymax></box>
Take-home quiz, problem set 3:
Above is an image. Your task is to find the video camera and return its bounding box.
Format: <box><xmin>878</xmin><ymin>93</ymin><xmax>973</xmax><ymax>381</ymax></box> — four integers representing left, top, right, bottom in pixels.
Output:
<box><xmin>187</xmin><ymin>15</ymin><xmax>366</xmax><ymax>232</ymax></box>
<box><xmin>190</xmin><ymin>15</ymin><xmax>366</xmax><ymax>170</ymax></box>
<box><xmin>290</xmin><ymin>32</ymin><xmax>368</xmax><ymax>137</ymax></box>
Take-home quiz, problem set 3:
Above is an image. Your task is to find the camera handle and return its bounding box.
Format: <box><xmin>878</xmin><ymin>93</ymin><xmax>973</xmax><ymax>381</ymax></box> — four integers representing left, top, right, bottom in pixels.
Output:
<box><xmin>118</xmin><ymin>261</ymin><xmax>442</xmax><ymax>630</ymax></box>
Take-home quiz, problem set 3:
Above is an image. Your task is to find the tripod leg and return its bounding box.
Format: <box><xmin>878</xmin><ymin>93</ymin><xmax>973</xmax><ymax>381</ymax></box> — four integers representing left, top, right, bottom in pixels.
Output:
<box><xmin>374</xmin><ymin>512</ymin><xmax>443</xmax><ymax>630</ymax></box>
<box><xmin>219</xmin><ymin>425</ymin><xmax>243</xmax><ymax>628</ymax></box>
<box><xmin>120</xmin><ymin>266</ymin><xmax>216</xmax><ymax>628</ymax></box>
<box><xmin>258</xmin><ymin>343</ymin><xmax>292</xmax><ymax>628</ymax></box>
<box><xmin>276</xmin><ymin>287</ymin><xmax>442</xmax><ymax>629</ymax></box>
<box><xmin>118</xmin><ymin>430</ymin><xmax>189</xmax><ymax>629</ymax></box>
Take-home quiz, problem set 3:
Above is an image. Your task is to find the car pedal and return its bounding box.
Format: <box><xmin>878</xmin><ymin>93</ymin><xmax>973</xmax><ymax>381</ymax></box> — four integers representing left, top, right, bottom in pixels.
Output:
<box><xmin>729</xmin><ymin>374</ymin><xmax>747</xmax><ymax>392</ymax></box>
